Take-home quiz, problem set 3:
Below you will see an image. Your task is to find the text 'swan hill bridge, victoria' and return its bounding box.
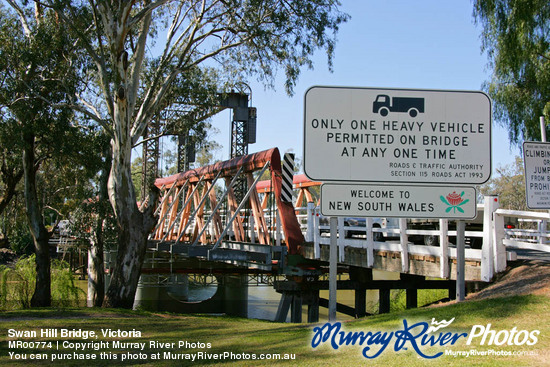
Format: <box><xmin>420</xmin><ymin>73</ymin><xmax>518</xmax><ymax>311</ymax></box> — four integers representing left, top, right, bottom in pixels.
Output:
<box><xmin>117</xmin><ymin>148</ymin><xmax>550</xmax><ymax>323</ymax></box>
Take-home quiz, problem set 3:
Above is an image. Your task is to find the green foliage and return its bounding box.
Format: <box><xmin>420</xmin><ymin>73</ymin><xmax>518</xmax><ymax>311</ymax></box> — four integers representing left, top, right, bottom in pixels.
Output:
<box><xmin>68</xmin><ymin>197</ymin><xmax>118</xmax><ymax>250</ymax></box>
<box><xmin>0</xmin><ymin>6</ymin><xmax>82</xmax><ymax>131</ymax></box>
<box><xmin>0</xmin><ymin>3</ymin><xmax>106</xmax><ymax>308</ymax></box>
<box><xmin>9</xmin><ymin>224</ymin><xmax>33</xmax><ymax>256</ymax></box>
<box><xmin>474</xmin><ymin>0</ymin><xmax>550</xmax><ymax>145</ymax></box>
<box><xmin>0</xmin><ymin>255</ymin><xmax>84</xmax><ymax>310</ymax></box>
<box><xmin>131</xmin><ymin>156</ymin><xmax>144</xmax><ymax>202</ymax></box>
<box><xmin>212</xmin><ymin>0</ymin><xmax>351</xmax><ymax>96</ymax></box>
<box><xmin>11</xmin><ymin>255</ymin><xmax>35</xmax><ymax>309</ymax></box>
<box><xmin>480</xmin><ymin>156</ymin><xmax>527</xmax><ymax>210</ymax></box>
<box><xmin>50</xmin><ymin>258</ymin><xmax>85</xmax><ymax>307</ymax></box>
<box><xmin>195</xmin><ymin>136</ymin><xmax>222</xmax><ymax>168</ymax></box>
<box><xmin>0</xmin><ymin>265</ymin><xmax>9</xmax><ymax>309</ymax></box>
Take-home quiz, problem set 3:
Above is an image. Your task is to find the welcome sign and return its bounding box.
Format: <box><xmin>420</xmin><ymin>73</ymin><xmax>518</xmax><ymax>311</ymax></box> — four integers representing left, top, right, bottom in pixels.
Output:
<box><xmin>320</xmin><ymin>184</ymin><xmax>477</xmax><ymax>219</ymax></box>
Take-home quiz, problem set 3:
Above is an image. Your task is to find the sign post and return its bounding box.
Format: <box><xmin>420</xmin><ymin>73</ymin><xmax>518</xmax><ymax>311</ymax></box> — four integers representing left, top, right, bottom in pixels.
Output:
<box><xmin>456</xmin><ymin>220</ymin><xmax>466</xmax><ymax>301</ymax></box>
<box><xmin>329</xmin><ymin>217</ymin><xmax>337</xmax><ymax>321</ymax></box>
<box><xmin>541</xmin><ymin>116</ymin><xmax>546</xmax><ymax>143</ymax></box>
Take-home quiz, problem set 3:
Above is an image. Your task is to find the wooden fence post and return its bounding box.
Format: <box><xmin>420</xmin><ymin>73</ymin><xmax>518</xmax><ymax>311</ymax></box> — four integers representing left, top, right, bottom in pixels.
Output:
<box><xmin>313</xmin><ymin>209</ymin><xmax>320</xmax><ymax>259</ymax></box>
<box><xmin>306</xmin><ymin>202</ymin><xmax>315</xmax><ymax>242</ymax></box>
<box><xmin>439</xmin><ymin>219</ymin><xmax>449</xmax><ymax>278</ymax></box>
<box><xmin>399</xmin><ymin>218</ymin><xmax>409</xmax><ymax>273</ymax></box>
<box><xmin>539</xmin><ymin>220</ymin><xmax>547</xmax><ymax>244</ymax></box>
<box><xmin>482</xmin><ymin>196</ymin><xmax>498</xmax><ymax>281</ymax></box>
<box><xmin>492</xmin><ymin>204</ymin><xmax>506</xmax><ymax>274</ymax></box>
<box><xmin>338</xmin><ymin>217</ymin><xmax>345</xmax><ymax>262</ymax></box>
<box><xmin>365</xmin><ymin>217</ymin><xmax>374</xmax><ymax>267</ymax></box>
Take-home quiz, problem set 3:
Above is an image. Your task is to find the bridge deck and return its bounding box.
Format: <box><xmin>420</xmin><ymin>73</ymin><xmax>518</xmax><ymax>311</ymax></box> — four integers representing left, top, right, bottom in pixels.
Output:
<box><xmin>301</xmin><ymin>241</ymin><xmax>481</xmax><ymax>280</ymax></box>
<box><xmin>147</xmin><ymin>237</ymin><xmax>485</xmax><ymax>280</ymax></box>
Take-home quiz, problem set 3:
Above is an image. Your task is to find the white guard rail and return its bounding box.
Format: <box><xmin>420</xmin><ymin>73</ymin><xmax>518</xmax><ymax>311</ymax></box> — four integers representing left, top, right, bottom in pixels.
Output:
<box><xmin>299</xmin><ymin>196</ymin><xmax>550</xmax><ymax>282</ymax></box>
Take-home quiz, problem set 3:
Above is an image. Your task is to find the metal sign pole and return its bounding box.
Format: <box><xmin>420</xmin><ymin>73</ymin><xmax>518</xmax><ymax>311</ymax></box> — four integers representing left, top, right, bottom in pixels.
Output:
<box><xmin>456</xmin><ymin>220</ymin><xmax>466</xmax><ymax>301</ymax></box>
<box><xmin>540</xmin><ymin>116</ymin><xmax>550</xmax><ymax>231</ymax></box>
<box><xmin>329</xmin><ymin>216</ymin><xmax>338</xmax><ymax>321</ymax></box>
<box><xmin>541</xmin><ymin>116</ymin><xmax>546</xmax><ymax>143</ymax></box>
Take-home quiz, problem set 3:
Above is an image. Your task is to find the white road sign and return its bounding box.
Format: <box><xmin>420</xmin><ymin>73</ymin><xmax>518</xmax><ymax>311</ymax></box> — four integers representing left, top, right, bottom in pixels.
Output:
<box><xmin>321</xmin><ymin>184</ymin><xmax>477</xmax><ymax>219</ymax></box>
<box><xmin>304</xmin><ymin>86</ymin><xmax>492</xmax><ymax>184</ymax></box>
<box><xmin>523</xmin><ymin>141</ymin><xmax>550</xmax><ymax>209</ymax></box>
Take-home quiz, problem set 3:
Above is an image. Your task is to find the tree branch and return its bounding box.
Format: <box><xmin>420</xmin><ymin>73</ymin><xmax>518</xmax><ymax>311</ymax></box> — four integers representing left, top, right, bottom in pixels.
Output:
<box><xmin>5</xmin><ymin>0</ymin><xmax>32</xmax><ymax>37</ymax></box>
<box><xmin>89</xmin><ymin>0</ymin><xmax>114</xmax><ymax>116</ymax></box>
<box><xmin>128</xmin><ymin>0</ymin><xmax>171</xmax><ymax>28</ymax></box>
<box><xmin>128</xmin><ymin>1</ymin><xmax>153</xmax><ymax>117</ymax></box>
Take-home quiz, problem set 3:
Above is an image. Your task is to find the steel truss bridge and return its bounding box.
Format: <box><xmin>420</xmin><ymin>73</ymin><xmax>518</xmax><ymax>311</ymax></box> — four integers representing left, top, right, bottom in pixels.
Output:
<box><xmin>135</xmin><ymin>147</ymin><xmax>548</xmax><ymax>322</ymax></box>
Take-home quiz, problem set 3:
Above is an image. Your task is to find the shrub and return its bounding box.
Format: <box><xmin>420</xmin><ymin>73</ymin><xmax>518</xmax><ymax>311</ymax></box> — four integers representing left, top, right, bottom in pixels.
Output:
<box><xmin>9</xmin><ymin>225</ymin><xmax>34</xmax><ymax>256</ymax></box>
<box><xmin>51</xmin><ymin>258</ymin><xmax>85</xmax><ymax>307</ymax></box>
<box><xmin>0</xmin><ymin>255</ymin><xmax>85</xmax><ymax>310</ymax></box>
<box><xmin>0</xmin><ymin>265</ymin><xmax>10</xmax><ymax>309</ymax></box>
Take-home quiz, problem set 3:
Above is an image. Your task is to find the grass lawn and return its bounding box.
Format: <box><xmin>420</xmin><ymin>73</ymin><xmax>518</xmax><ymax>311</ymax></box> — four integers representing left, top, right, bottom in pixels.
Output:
<box><xmin>0</xmin><ymin>293</ymin><xmax>548</xmax><ymax>366</ymax></box>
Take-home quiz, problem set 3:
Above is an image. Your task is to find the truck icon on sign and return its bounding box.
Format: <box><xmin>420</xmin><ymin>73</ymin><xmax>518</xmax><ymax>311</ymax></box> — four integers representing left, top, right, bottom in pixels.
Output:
<box><xmin>373</xmin><ymin>95</ymin><xmax>425</xmax><ymax>117</ymax></box>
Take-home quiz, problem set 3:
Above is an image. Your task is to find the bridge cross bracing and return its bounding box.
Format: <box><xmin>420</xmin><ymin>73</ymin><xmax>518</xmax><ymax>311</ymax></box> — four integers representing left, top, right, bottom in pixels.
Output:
<box><xmin>148</xmin><ymin>148</ymin><xmax>304</xmax><ymax>271</ymax></box>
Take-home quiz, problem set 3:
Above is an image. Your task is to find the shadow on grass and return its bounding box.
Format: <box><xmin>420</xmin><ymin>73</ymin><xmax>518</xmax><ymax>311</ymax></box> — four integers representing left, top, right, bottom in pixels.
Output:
<box><xmin>351</xmin><ymin>294</ymin><xmax>547</xmax><ymax>329</ymax></box>
<box><xmin>0</xmin><ymin>295</ymin><xmax>547</xmax><ymax>366</ymax></box>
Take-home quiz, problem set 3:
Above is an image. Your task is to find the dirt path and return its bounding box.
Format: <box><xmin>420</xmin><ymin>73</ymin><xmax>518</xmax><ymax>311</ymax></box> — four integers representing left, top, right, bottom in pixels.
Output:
<box><xmin>468</xmin><ymin>260</ymin><xmax>550</xmax><ymax>300</ymax></box>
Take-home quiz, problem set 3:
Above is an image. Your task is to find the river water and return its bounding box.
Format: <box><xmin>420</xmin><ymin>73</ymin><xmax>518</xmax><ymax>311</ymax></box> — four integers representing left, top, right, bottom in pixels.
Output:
<box><xmin>133</xmin><ymin>269</ymin><xmax>400</xmax><ymax>321</ymax></box>
<box><xmin>247</xmin><ymin>270</ymin><xmax>399</xmax><ymax>321</ymax></box>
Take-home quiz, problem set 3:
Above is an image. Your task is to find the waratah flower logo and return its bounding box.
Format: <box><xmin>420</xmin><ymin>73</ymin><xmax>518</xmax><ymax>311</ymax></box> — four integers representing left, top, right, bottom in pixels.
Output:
<box><xmin>440</xmin><ymin>191</ymin><xmax>469</xmax><ymax>213</ymax></box>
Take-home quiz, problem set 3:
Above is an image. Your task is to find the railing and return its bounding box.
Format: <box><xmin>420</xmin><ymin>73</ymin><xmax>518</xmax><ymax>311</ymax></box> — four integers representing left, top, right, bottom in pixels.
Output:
<box><xmin>297</xmin><ymin>196</ymin><xmax>550</xmax><ymax>281</ymax></box>
<box><xmin>151</xmin><ymin>155</ymin><xmax>550</xmax><ymax>280</ymax></box>
<box><xmin>494</xmin><ymin>209</ymin><xmax>550</xmax><ymax>253</ymax></box>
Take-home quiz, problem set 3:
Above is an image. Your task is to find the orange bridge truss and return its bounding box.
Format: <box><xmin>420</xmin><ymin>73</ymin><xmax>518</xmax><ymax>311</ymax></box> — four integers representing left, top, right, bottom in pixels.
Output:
<box><xmin>151</xmin><ymin>148</ymin><xmax>304</xmax><ymax>256</ymax></box>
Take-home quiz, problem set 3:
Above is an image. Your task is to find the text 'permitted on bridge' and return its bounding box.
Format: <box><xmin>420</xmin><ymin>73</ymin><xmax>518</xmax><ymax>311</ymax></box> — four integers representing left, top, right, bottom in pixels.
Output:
<box><xmin>303</xmin><ymin>86</ymin><xmax>491</xmax><ymax>184</ymax></box>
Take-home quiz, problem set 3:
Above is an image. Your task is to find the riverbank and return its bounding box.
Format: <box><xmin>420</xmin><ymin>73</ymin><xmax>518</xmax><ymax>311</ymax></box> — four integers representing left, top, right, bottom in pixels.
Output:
<box><xmin>1</xmin><ymin>260</ymin><xmax>548</xmax><ymax>366</ymax></box>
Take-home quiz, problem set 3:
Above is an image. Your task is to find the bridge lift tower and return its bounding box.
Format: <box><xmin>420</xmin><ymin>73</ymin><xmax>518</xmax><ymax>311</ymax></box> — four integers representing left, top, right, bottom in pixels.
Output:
<box><xmin>141</xmin><ymin>92</ymin><xmax>257</xmax><ymax>201</ymax></box>
<box><xmin>225</xmin><ymin>93</ymin><xmax>257</xmax><ymax>202</ymax></box>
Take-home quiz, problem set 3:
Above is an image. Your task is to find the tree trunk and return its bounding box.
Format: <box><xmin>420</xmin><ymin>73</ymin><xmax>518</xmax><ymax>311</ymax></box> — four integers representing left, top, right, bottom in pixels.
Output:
<box><xmin>87</xmin><ymin>236</ymin><xmax>104</xmax><ymax>307</ymax></box>
<box><xmin>22</xmin><ymin>133</ymin><xmax>51</xmax><ymax>307</ymax></box>
<box><xmin>31</xmin><ymin>234</ymin><xmax>51</xmax><ymax>307</ymax></box>
<box><xmin>87</xmin><ymin>144</ymin><xmax>111</xmax><ymax>307</ymax></box>
<box><xmin>103</xmin><ymin>120</ymin><xmax>158</xmax><ymax>309</ymax></box>
<box><xmin>101</xmin><ymin>8</ymin><xmax>158</xmax><ymax>307</ymax></box>
<box><xmin>102</xmin><ymin>211</ymin><xmax>149</xmax><ymax>309</ymax></box>
<box><xmin>102</xmin><ymin>178</ymin><xmax>158</xmax><ymax>309</ymax></box>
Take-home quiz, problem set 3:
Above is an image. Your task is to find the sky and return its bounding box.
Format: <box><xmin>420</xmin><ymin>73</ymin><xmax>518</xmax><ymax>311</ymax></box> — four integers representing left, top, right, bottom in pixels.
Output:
<box><xmin>205</xmin><ymin>0</ymin><xmax>522</xmax><ymax>173</ymax></box>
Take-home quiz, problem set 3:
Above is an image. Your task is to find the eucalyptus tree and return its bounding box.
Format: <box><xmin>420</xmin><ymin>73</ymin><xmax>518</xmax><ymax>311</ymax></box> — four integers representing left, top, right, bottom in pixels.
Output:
<box><xmin>41</xmin><ymin>0</ymin><xmax>349</xmax><ymax>308</ymax></box>
<box><xmin>480</xmin><ymin>157</ymin><xmax>527</xmax><ymax>211</ymax></box>
<box><xmin>0</xmin><ymin>8</ymin><xmax>24</xmax><ymax>223</ymax></box>
<box><xmin>474</xmin><ymin>0</ymin><xmax>550</xmax><ymax>144</ymax></box>
<box><xmin>0</xmin><ymin>3</ymin><xmax>91</xmax><ymax>306</ymax></box>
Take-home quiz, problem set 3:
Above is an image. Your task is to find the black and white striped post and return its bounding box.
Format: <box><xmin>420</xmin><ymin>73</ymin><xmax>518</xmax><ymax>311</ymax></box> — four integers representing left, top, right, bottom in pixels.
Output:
<box><xmin>281</xmin><ymin>153</ymin><xmax>295</xmax><ymax>203</ymax></box>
